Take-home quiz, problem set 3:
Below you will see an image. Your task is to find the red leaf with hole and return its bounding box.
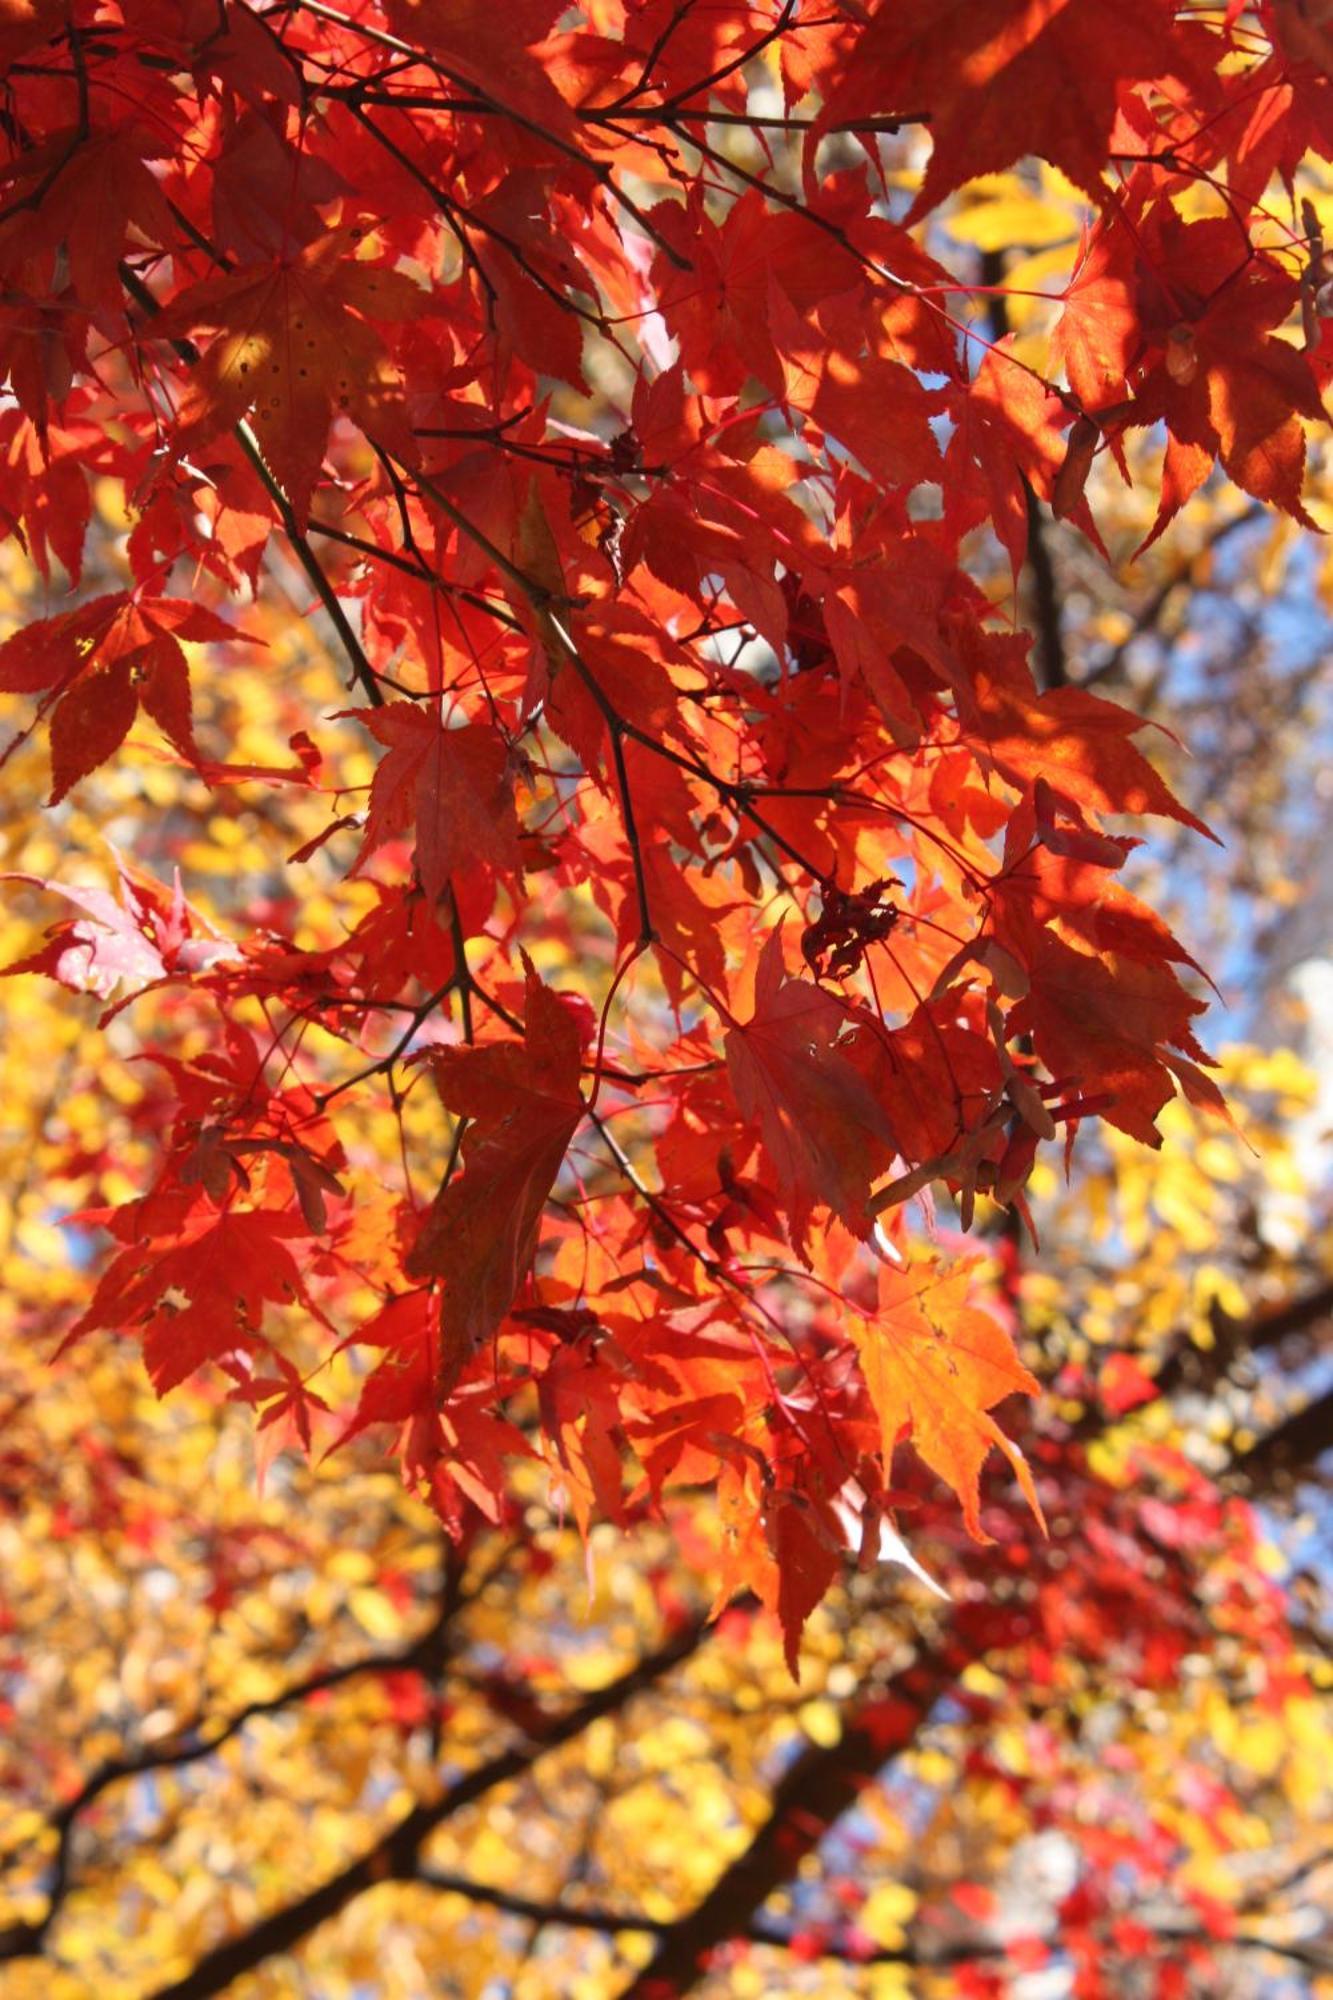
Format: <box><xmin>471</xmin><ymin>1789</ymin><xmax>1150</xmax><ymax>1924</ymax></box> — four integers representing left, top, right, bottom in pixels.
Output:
<box><xmin>0</xmin><ymin>594</ymin><xmax>247</xmax><ymax>800</ymax></box>
<box><xmin>163</xmin><ymin>230</ymin><xmax>425</xmax><ymax>525</ymax></box>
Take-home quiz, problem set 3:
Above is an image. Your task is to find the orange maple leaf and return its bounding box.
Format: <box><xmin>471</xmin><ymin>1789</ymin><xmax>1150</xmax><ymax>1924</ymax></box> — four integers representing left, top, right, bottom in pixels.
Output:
<box><xmin>966</xmin><ymin>651</ymin><xmax>1215</xmax><ymax>840</ymax></box>
<box><xmin>850</xmin><ymin>1262</ymin><xmax>1042</xmax><ymax>1540</ymax></box>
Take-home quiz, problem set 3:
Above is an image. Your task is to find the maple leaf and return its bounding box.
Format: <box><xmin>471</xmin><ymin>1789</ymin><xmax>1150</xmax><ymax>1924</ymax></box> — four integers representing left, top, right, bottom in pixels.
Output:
<box><xmin>71</xmin><ymin>1207</ymin><xmax>310</xmax><ymax>1394</ymax></box>
<box><xmin>627</xmin><ymin>1390</ymin><xmax>749</xmax><ymax>1501</ymax></box>
<box><xmin>993</xmin><ymin>836</ymin><xmax>1208</xmax><ymax>984</ymax></box>
<box><xmin>210</xmin><ymin>106</ymin><xmax>348</xmax><ymax>263</ymax></box>
<box><xmin>354</xmin><ymin>708</ymin><xmax>524</xmax><ymax>905</ymax></box>
<box><xmin>4</xmin><ymin>863</ymin><xmax>239</xmax><ymax>1003</ymax></box>
<box><xmin>4</xmin><ymin>872</ymin><xmax>165</xmax><ymax>1000</ymax></box>
<box><xmin>0</xmin><ymin>0</ymin><xmax>65</xmax><ymax>69</ymax></box>
<box><xmin>766</xmin><ymin>1491</ymin><xmax>845</xmax><ymax>1679</ymax></box>
<box><xmin>0</xmin><ymin>593</ymin><xmax>246</xmax><ymax>800</ymax></box>
<box><xmin>468</xmin><ymin>169</ymin><xmax>593</xmax><ymax>390</ymax></box>
<box><xmin>812</xmin><ymin>0</ymin><xmax>1187</xmax><ymax>215</ymax></box>
<box><xmin>850</xmin><ymin>1263</ymin><xmax>1042</xmax><ymax>1540</ymax></box>
<box><xmin>945</xmin><ymin>339</ymin><xmax>1104</xmax><ymax>578</ymax></box>
<box><xmin>0</xmin><ymin>126</ymin><xmax>175</xmax><ymax>305</ymax></box>
<box><xmin>339</xmin><ymin>1290</ymin><xmax>442</xmax><ymax>1458</ymax></box>
<box><xmin>405</xmin><ymin>961</ymin><xmax>589</xmax><ymax>1388</ymax></box>
<box><xmin>0</xmin><ymin>409</ymin><xmax>92</xmax><ymax>582</ymax></box>
<box><xmin>965</xmin><ymin>645</ymin><xmax>1215</xmax><ymax>840</ymax></box>
<box><xmin>653</xmin><ymin>189</ymin><xmax>864</xmax><ymax>400</ymax></box>
<box><xmin>724</xmin><ymin>929</ymin><xmax>898</xmax><ymax>1256</ymax></box>
<box><xmin>861</xmin><ymin>1003</ymin><xmax>1002</xmax><ymax>1173</ymax></box>
<box><xmin>538</xmin><ymin>1346</ymin><xmax>629</xmax><ymax>1539</ymax></box>
<box><xmin>162</xmin><ymin>230</ymin><xmax>425</xmax><ymax>525</ymax></box>
<box><xmin>1052</xmin><ymin>202</ymin><xmax>1141</xmax><ymax>415</ymax></box>
<box><xmin>944</xmin><ymin>354</ymin><xmax>1041</xmax><ymax>588</ymax></box>
<box><xmin>383</xmin><ymin>0</ymin><xmax>579</xmax><ymax>140</ymax></box>
<box><xmin>764</xmin><ymin>274</ymin><xmax>943</xmax><ymax>493</ymax></box>
<box><xmin>1011</xmin><ymin>932</ymin><xmax>1213</xmax><ymax>1143</ymax></box>
<box><xmin>1192</xmin><ymin>323</ymin><xmax>1323</xmax><ymax>525</ymax></box>
<box><xmin>1055</xmin><ymin>200</ymin><xmax>1325</xmax><ymax>531</ymax></box>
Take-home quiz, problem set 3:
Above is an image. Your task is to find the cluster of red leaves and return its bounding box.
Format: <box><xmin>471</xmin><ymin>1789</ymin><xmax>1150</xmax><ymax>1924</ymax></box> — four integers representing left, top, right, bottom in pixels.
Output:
<box><xmin>1</xmin><ymin>1</ymin><xmax>1329</xmax><ymax>1663</ymax></box>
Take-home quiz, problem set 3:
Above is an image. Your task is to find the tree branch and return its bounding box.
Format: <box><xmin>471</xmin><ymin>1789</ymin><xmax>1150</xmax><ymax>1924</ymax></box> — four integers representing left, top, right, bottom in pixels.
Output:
<box><xmin>979</xmin><ymin>248</ymin><xmax>1066</xmax><ymax>693</ymax></box>
<box><xmin>118</xmin><ymin>261</ymin><xmax>386</xmax><ymax>710</ymax></box>
<box><xmin>1021</xmin><ymin>473</ymin><xmax>1068</xmax><ymax>691</ymax></box>
<box><xmin>1232</xmin><ymin>1382</ymin><xmax>1333</xmax><ymax>1489</ymax></box>
<box><xmin>617</xmin><ymin>1640</ymin><xmax>960</xmax><ymax>2000</ymax></box>
<box><xmin>137</xmin><ymin>1616</ymin><xmax>711</xmax><ymax>2000</ymax></box>
<box><xmin>1067</xmin><ymin>1278</ymin><xmax>1333</xmax><ymax>1446</ymax></box>
<box><xmin>413</xmin><ymin>1866</ymin><xmax>673</xmax><ymax>1934</ymax></box>
<box><xmin>1081</xmin><ymin>503</ymin><xmax>1262</xmax><ymax>690</ymax></box>
<box><xmin>0</xmin><ymin>1560</ymin><xmax>465</xmax><ymax>1963</ymax></box>
<box><xmin>404</xmin><ymin>1869</ymin><xmax>1333</xmax><ymax>1981</ymax></box>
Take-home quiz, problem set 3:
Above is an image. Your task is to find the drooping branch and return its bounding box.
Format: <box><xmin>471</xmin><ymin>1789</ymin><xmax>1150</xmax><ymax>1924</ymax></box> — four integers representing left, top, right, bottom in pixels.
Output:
<box><xmin>412</xmin><ymin>1866</ymin><xmax>672</xmax><ymax>1935</ymax></box>
<box><xmin>754</xmin><ymin>1922</ymin><xmax>1333</xmax><ymax>1978</ymax></box>
<box><xmin>404</xmin><ymin>1870</ymin><xmax>1333</xmax><ymax>1981</ymax></box>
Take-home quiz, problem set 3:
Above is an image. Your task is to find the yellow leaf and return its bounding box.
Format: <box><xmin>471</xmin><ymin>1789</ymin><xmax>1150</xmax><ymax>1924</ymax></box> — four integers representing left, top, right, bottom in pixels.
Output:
<box><xmin>942</xmin><ymin>176</ymin><xmax>1076</xmax><ymax>251</ymax></box>
<box><xmin>798</xmin><ymin>1699</ymin><xmax>842</xmax><ymax>1748</ymax></box>
<box><xmin>862</xmin><ymin>1881</ymin><xmax>918</xmax><ymax>1946</ymax></box>
<box><xmin>348</xmin><ymin>1587</ymin><xmax>404</xmax><ymax>1641</ymax></box>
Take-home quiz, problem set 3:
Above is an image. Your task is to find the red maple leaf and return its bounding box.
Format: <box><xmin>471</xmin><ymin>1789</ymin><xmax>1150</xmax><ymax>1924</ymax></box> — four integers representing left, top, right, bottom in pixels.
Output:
<box><xmin>724</xmin><ymin>929</ymin><xmax>898</xmax><ymax>1256</ymax></box>
<box><xmin>1055</xmin><ymin>197</ymin><xmax>1325</xmax><ymax>534</ymax></box>
<box><xmin>71</xmin><ymin>1207</ymin><xmax>311</xmax><ymax>1394</ymax></box>
<box><xmin>0</xmin><ymin>593</ymin><xmax>246</xmax><ymax>800</ymax></box>
<box><xmin>1012</xmin><ymin>932</ymin><xmax>1213</xmax><ymax>1143</ymax></box>
<box><xmin>0</xmin><ymin>125</ymin><xmax>175</xmax><ymax>305</ymax></box>
<box><xmin>812</xmin><ymin>0</ymin><xmax>1191</xmax><ymax>215</ymax></box>
<box><xmin>406</xmin><ymin>960</ymin><xmax>590</xmax><ymax>1388</ymax></box>
<box><xmin>354</xmin><ymin>707</ymin><xmax>524</xmax><ymax>905</ymax></box>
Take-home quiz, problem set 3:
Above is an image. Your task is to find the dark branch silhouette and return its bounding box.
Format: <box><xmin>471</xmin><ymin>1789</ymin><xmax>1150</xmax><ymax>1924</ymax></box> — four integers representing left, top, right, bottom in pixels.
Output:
<box><xmin>140</xmin><ymin>1616</ymin><xmax>712</xmax><ymax>2000</ymax></box>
